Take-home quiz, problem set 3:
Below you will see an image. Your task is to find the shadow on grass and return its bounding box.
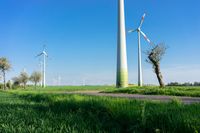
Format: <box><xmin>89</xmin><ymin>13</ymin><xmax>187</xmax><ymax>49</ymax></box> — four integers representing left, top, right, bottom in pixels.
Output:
<box><xmin>0</xmin><ymin>92</ymin><xmax>199</xmax><ymax>133</ymax></box>
<box><xmin>16</xmin><ymin>93</ymin><xmax>142</xmax><ymax>133</ymax></box>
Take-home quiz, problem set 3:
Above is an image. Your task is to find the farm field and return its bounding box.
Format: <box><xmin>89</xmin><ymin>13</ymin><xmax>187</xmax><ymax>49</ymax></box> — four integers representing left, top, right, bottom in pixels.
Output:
<box><xmin>0</xmin><ymin>88</ymin><xmax>200</xmax><ymax>133</ymax></box>
<box><xmin>1</xmin><ymin>0</ymin><xmax>200</xmax><ymax>132</ymax></box>
<box><xmin>10</xmin><ymin>86</ymin><xmax>200</xmax><ymax>97</ymax></box>
<box><xmin>8</xmin><ymin>86</ymin><xmax>114</xmax><ymax>94</ymax></box>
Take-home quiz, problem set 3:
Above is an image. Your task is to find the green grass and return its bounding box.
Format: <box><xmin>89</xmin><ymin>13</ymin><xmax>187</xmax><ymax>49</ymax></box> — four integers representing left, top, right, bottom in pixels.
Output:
<box><xmin>9</xmin><ymin>85</ymin><xmax>200</xmax><ymax>97</ymax></box>
<box><xmin>0</xmin><ymin>90</ymin><xmax>200</xmax><ymax>133</ymax></box>
<box><xmin>104</xmin><ymin>86</ymin><xmax>200</xmax><ymax>97</ymax></box>
<box><xmin>9</xmin><ymin>85</ymin><xmax>114</xmax><ymax>93</ymax></box>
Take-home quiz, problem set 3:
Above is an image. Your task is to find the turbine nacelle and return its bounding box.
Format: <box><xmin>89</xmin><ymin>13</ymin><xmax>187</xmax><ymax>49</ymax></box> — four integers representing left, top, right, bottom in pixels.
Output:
<box><xmin>128</xmin><ymin>28</ymin><xmax>140</xmax><ymax>33</ymax></box>
<box><xmin>36</xmin><ymin>50</ymin><xmax>48</xmax><ymax>57</ymax></box>
<box><xmin>42</xmin><ymin>51</ymin><xmax>48</xmax><ymax>57</ymax></box>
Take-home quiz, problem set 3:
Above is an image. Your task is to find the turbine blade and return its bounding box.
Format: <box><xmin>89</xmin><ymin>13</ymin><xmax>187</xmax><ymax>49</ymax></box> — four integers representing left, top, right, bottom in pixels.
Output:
<box><xmin>36</xmin><ymin>53</ymin><xmax>43</xmax><ymax>57</ymax></box>
<box><xmin>140</xmin><ymin>30</ymin><xmax>152</xmax><ymax>45</ymax></box>
<box><xmin>139</xmin><ymin>13</ymin><xmax>146</xmax><ymax>28</ymax></box>
<box><xmin>128</xmin><ymin>29</ymin><xmax>137</xmax><ymax>33</ymax></box>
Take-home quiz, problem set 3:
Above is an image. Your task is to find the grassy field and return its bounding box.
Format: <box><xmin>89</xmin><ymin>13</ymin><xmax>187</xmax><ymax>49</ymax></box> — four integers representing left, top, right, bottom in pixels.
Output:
<box><xmin>0</xmin><ymin>89</ymin><xmax>200</xmax><ymax>133</ymax></box>
<box><xmin>10</xmin><ymin>85</ymin><xmax>200</xmax><ymax>97</ymax></box>
<box><xmin>9</xmin><ymin>85</ymin><xmax>114</xmax><ymax>93</ymax></box>
<box><xmin>103</xmin><ymin>86</ymin><xmax>200</xmax><ymax>97</ymax></box>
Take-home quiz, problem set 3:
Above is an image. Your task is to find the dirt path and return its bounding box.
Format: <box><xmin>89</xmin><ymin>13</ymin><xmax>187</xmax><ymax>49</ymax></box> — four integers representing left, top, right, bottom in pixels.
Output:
<box><xmin>61</xmin><ymin>91</ymin><xmax>200</xmax><ymax>104</ymax></box>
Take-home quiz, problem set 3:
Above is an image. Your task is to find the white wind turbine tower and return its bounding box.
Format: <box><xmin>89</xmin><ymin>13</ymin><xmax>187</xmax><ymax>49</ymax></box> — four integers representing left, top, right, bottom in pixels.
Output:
<box><xmin>116</xmin><ymin>0</ymin><xmax>128</xmax><ymax>88</ymax></box>
<box><xmin>82</xmin><ymin>78</ymin><xmax>86</xmax><ymax>86</ymax></box>
<box><xmin>58</xmin><ymin>75</ymin><xmax>61</xmax><ymax>86</ymax></box>
<box><xmin>38</xmin><ymin>61</ymin><xmax>43</xmax><ymax>87</ymax></box>
<box><xmin>36</xmin><ymin>46</ymin><xmax>48</xmax><ymax>88</ymax></box>
<box><xmin>128</xmin><ymin>13</ymin><xmax>153</xmax><ymax>87</ymax></box>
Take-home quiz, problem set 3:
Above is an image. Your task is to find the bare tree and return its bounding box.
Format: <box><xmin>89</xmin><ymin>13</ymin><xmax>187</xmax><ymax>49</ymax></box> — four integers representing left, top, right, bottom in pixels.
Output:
<box><xmin>19</xmin><ymin>71</ymin><xmax>29</xmax><ymax>89</ymax></box>
<box><xmin>0</xmin><ymin>57</ymin><xmax>11</xmax><ymax>90</ymax></box>
<box><xmin>30</xmin><ymin>71</ymin><xmax>42</xmax><ymax>89</ymax></box>
<box><xmin>146</xmin><ymin>44</ymin><xmax>167</xmax><ymax>88</ymax></box>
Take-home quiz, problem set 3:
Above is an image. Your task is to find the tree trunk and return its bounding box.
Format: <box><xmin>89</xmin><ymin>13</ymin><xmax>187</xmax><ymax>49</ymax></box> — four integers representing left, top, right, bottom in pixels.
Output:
<box><xmin>24</xmin><ymin>83</ymin><xmax>26</xmax><ymax>89</ymax></box>
<box><xmin>154</xmin><ymin>64</ymin><xmax>165</xmax><ymax>88</ymax></box>
<box><xmin>35</xmin><ymin>82</ymin><xmax>37</xmax><ymax>89</ymax></box>
<box><xmin>148</xmin><ymin>54</ymin><xmax>165</xmax><ymax>88</ymax></box>
<box><xmin>3</xmin><ymin>71</ymin><xmax>6</xmax><ymax>90</ymax></box>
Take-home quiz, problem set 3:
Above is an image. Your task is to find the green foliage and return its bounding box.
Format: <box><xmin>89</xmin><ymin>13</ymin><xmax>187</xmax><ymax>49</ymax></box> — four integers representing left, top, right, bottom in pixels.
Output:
<box><xmin>168</xmin><ymin>82</ymin><xmax>200</xmax><ymax>86</ymax></box>
<box><xmin>104</xmin><ymin>86</ymin><xmax>200</xmax><ymax>97</ymax></box>
<box><xmin>0</xmin><ymin>57</ymin><xmax>11</xmax><ymax>90</ymax></box>
<box><xmin>12</xmin><ymin>77</ymin><xmax>21</xmax><ymax>86</ymax></box>
<box><xmin>0</xmin><ymin>83</ymin><xmax>3</xmax><ymax>90</ymax></box>
<box><xmin>12</xmin><ymin>77</ymin><xmax>21</xmax><ymax>90</ymax></box>
<box><xmin>6</xmin><ymin>80</ymin><xmax>12</xmax><ymax>89</ymax></box>
<box><xmin>0</xmin><ymin>91</ymin><xmax>199</xmax><ymax>133</ymax></box>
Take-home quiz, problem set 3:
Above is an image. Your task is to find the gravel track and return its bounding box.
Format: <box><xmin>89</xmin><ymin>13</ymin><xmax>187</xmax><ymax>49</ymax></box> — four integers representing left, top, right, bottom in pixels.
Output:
<box><xmin>61</xmin><ymin>91</ymin><xmax>200</xmax><ymax>104</ymax></box>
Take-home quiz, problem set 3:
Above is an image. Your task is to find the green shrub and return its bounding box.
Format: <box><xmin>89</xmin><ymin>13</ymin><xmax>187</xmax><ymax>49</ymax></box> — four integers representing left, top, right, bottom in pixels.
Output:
<box><xmin>0</xmin><ymin>83</ymin><xmax>3</xmax><ymax>89</ymax></box>
<box><xmin>6</xmin><ymin>80</ymin><xmax>12</xmax><ymax>89</ymax></box>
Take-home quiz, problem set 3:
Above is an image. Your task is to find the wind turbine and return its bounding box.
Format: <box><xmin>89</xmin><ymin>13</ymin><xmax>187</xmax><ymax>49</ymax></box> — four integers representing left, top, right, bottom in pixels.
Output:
<box><xmin>128</xmin><ymin>13</ymin><xmax>153</xmax><ymax>87</ymax></box>
<box><xmin>58</xmin><ymin>75</ymin><xmax>61</xmax><ymax>86</ymax></box>
<box><xmin>116</xmin><ymin>0</ymin><xmax>128</xmax><ymax>88</ymax></box>
<box><xmin>38</xmin><ymin>61</ymin><xmax>43</xmax><ymax>87</ymax></box>
<box><xmin>82</xmin><ymin>78</ymin><xmax>86</xmax><ymax>86</ymax></box>
<box><xmin>36</xmin><ymin>46</ymin><xmax>48</xmax><ymax>88</ymax></box>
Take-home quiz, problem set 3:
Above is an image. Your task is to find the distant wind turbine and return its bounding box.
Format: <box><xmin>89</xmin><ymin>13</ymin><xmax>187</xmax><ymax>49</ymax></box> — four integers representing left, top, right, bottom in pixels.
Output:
<box><xmin>23</xmin><ymin>68</ymin><xmax>26</xmax><ymax>72</ymax></box>
<box><xmin>82</xmin><ymin>78</ymin><xmax>86</xmax><ymax>86</ymax></box>
<box><xmin>57</xmin><ymin>75</ymin><xmax>61</xmax><ymax>86</ymax></box>
<box><xmin>36</xmin><ymin>45</ymin><xmax>48</xmax><ymax>88</ymax></box>
<box><xmin>38</xmin><ymin>61</ymin><xmax>43</xmax><ymax>87</ymax></box>
<box><xmin>128</xmin><ymin>13</ymin><xmax>153</xmax><ymax>87</ymax></box>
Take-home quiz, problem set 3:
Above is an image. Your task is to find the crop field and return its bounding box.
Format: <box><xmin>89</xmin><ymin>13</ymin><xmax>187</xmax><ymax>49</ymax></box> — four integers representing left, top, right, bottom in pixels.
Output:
<box><xmin>0</xmin><ymin>88</ymin><xmax>200</xmax><ymax>133</ymax></box>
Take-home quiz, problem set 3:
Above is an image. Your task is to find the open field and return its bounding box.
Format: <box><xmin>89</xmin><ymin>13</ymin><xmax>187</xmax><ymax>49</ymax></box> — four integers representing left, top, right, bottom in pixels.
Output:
<box><xmin>8</xmin><ymin>86</ymin><xmax>113</xmax><ymax>93</ymax></box>
<box><xmin>0</xmin><ymin>89</ymin><xmax>200</xmax><ymax>133</ymax></box>
<box><xmin>9</xmin><ymin>86</ymin><xmax>200</xmax><ymax>97</ymax></box>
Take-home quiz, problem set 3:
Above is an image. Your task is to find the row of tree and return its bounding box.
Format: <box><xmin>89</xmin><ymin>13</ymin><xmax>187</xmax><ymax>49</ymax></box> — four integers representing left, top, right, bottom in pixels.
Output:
<box><xmin>0</xmin><ymin>57</ymin><xmax>42</xmax><ymax>90</ymax></box>
<box><xmin>167</xmin><ymin>82</ymin><xmax>200</xmax><ymax>86</ymax></box>
<box><xmin>12</xmin><ymin>71</ymin><xmax>42</xmax><ymax>89</ymax></box>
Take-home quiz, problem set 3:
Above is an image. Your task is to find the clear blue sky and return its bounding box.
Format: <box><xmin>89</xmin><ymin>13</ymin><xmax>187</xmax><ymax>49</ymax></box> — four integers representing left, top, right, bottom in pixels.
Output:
<box><xmin>0</xmin><ymin>0</ymin><xmax>200</xmax><ymax>85</ymax></box>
